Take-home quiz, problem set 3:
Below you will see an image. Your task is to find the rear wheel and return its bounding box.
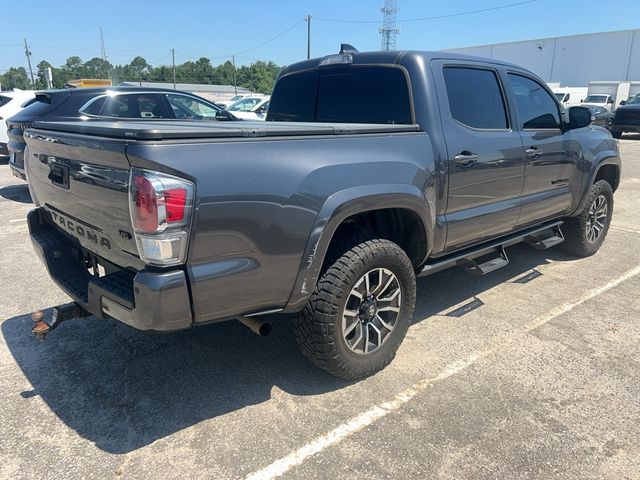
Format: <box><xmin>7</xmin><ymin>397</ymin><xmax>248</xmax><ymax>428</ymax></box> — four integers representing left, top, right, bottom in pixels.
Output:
<box><xmin>293</xmin><ymin>238</ymin><xmax>416</xmax><ymax>380</ymax></box>
<box><xmin>562</xmin><ymin>180</ymin><xmax>613</xmax><ymax>257</ymax></box>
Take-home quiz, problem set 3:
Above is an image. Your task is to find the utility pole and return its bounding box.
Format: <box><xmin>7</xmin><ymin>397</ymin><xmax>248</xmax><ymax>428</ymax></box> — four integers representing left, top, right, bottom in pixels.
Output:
<box><xmin>232</xmin><ymin>55</ymin><xmax>237</xmax><ymax>96</ymax></box>
<box><xmin>171</xmin><ymin>48</ymin><xmax>176</xmax><ymax>90</ymax></box>
<box><xmin>305</xmin><ymin>15</ymin><xmax>311</xmax><ymax>59</ymax></box>
<box><xmin>23</xmin><ymin>38</ymin><xmax>35</xmax><ymax>88</ymax></box>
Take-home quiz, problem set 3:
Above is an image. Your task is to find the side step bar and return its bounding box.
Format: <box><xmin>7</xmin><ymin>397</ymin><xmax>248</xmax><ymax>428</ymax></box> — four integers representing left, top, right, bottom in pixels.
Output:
<box><xmin>524</xmin><ymin>225</ymin><xmax>564</xmax><ymax>250</ymax></box>
<box><xmin>459</xmin><ymin>246</ymin><xmax>509</xmax><ymax>276</ymax></box>
<box><xmin>419</xmin><ymin>220</ymin><xmax>564</xmax><ymax>277</ymax></box>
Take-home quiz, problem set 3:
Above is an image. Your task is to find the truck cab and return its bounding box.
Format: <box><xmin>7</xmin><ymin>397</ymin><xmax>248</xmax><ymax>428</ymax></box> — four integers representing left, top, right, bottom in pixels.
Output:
<box><xmin>582</xmin><ymin>94</ymin><xmax>615</xmax><ymax>111</ymax></box>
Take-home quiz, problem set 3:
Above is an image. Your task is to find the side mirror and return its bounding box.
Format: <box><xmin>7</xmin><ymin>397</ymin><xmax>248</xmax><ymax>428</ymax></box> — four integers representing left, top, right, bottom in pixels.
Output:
<box><xmin>619</xmin><ymin>100</ymin><xmax>627</xmax><ymax>106</ymax></box>
<box><xmin>215</xmin><ymin>110</ymin><xmax>236</xmax><ymax>121</ymax></box>
<box><xmin>607</xmin><ymin>98</ymin><xmax>614</xmax><ymax>104</ymax></box>
<box><xmin>568</xmin><ymin>106</ymin><xmax>593</xmax><ymax>129</ymax></box>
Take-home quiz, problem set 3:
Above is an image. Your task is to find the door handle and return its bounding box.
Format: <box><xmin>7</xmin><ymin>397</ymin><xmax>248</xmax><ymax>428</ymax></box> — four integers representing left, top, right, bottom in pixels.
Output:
<box><xmin>526</xmin><ymin>146</ymin><xmax>543</xmax><ymax>159</ymax></box>
<box><xmin>454</xmin><ymin>151</ymin><xmax>479</xmax><ymax>167</ymax></box>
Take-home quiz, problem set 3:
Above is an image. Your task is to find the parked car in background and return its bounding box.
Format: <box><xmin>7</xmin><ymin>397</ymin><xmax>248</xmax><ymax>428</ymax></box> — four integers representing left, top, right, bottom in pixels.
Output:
<box><xmin>553</xmin><ymin>87</ymin><xmax>588</xmax><ymax>108</ymax></box>
<box><xmin>0</xmin><ymin>89</ymin><xmax>36</xmax><ymax>155</ymax></box>
<box><xmin>609</xmin><ymin>93</ymin><xmax>640</xmax><ymax>138</ymax></box>
<box><xmin>584</xmin><ymin>105</ymin><xmax>614</xmax><ymax>127</ymax></box>
<box><xmin>218</xmin><ymin>93</ymin><xmax>256</xmax><ymax>108</ymax></box>
<box><xmin>582</xmin><ymin>94</ymin><xmax>615</xmax><ymax>111</ymax></box>
<box><xmin>7</xmin><ymin>87</ymin><xmax>227</xmax><ymax>180</ymax></box>
<box><xmin>226</xmin><ymin>96</ymin><xmax>270</xmax><ymax>120</ymax></box>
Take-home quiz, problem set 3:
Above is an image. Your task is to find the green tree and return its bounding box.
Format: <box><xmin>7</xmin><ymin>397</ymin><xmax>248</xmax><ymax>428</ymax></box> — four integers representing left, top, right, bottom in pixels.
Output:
<box><xmin>0</xmin><ymin>67</ymin><xmax>30</xmax><ymax>90</ymax></box>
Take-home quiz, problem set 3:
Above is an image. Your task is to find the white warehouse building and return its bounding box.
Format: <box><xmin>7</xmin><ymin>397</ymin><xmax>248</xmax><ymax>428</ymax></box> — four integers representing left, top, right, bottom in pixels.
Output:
<box><xmin>447</xmin><ymin>28</ymin><xmax>640</xmax><ymax>87</ymax></box>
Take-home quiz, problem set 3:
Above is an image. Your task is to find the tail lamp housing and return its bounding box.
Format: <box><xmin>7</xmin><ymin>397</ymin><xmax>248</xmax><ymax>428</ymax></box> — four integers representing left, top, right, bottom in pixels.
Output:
<box><xmin>129</xmin><ymin>169</ymin><xmax>195</xmax><ymax>266</ymax></box>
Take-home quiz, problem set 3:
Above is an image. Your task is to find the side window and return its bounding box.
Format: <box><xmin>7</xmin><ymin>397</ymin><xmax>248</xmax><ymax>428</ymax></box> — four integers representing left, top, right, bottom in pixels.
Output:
<box><xmin>442</xmin><ymin>67</ymin><xmax>508</xmax><ymax>129</ymax></box>
<box><xmin>81</xmin><ymin>96</ymin><xmax>107</xmax><ymax>115</ymax></box>
<box><xmin>507</xmin><ymin>74</ymin><xmax>560</xmax><ymax>129</ymax></box>
<box><xmin>100</xmin><ymin>94</ymin><xmax>169</xmax><ymax>118</ymax></box>
<box><xmin>167</xmin><ymin>94</ymin><xmax>218</xmax><ymax>119</ymax></box>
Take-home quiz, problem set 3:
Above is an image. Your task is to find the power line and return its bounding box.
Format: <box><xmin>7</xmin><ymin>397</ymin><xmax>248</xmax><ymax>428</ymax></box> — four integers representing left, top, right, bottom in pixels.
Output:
<box><xmin>232</xmin><ymin>19</ymin><xmax>305</xmax><ymax>56</ymax></box>
<box><xmin>315</xmin><ymin>0</ymin><xmax>538</xmax><ymax>24</ymax></box>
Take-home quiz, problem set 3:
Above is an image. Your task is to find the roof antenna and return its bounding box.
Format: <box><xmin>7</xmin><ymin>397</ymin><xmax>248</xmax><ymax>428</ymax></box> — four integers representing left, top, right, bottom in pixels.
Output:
<box><xmin>339</xmin><ymin>44</ymin><xmax>358</xmax><ymax>54</ymax></box>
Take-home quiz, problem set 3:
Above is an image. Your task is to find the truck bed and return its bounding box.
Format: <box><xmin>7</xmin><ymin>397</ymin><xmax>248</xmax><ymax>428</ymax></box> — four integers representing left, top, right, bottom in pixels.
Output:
<box><xmin>31</xmin><ymin>120</ymin><xmax>421</xmax><ymax>140</ymax></box>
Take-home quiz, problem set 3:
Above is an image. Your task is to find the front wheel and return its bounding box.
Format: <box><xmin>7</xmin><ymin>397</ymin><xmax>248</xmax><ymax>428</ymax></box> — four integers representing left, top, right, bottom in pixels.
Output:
<box><xmin>293</xmin><ymin>238</ymin><xmax>416</xmax><ymax>380</ymax></box>
<box><xmin>561</xmin><ymin>180</ymin><xmax>613</xmax><ymax>257</ymax></box>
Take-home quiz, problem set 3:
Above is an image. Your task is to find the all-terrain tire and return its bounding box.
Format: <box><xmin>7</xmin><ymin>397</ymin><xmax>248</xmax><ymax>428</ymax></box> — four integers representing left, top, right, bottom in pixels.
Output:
<box><xmin>561</xmin><ymin>180</ymin><xmax>613</xmax><ymax>257</ymax></box>
<box><xmin>293</xmin><ymin>238</ymin><xmax>416</xmax><ymax>380</ymax></box>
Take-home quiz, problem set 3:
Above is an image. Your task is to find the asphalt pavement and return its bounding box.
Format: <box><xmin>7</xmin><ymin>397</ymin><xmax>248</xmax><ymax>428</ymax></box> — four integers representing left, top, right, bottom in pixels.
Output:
<box><xmin>1</xmin><ymin>137</ymin><xmax>639</xmax><ymax>480</ymax></box>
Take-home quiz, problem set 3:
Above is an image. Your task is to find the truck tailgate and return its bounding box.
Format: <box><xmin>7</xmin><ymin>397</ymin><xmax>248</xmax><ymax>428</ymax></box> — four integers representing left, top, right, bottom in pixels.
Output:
<box><xmin>24</xmin><ymin>129</ymin><xmax>143</xmax><ymax>270</ymax></box>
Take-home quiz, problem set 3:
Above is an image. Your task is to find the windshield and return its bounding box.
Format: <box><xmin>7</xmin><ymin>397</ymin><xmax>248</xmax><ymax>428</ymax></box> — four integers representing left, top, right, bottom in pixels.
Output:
<box><xmin>627</xmin><ymin>95</ymin><xmax>640</xmax><ymax>105</ymax></box>
<box><xmin>227</xmin><ymin>97</ymin><xmax>264</xmax><ymax>112</ymax></box>
<box><xmin>583</xmin><ymin>95</ymin><xmax>608</xmax><ymax>104</ymax></box>
<box><xmin>554</xmin><ymin>93</ymin><xmax>566</xmax><ymax>101</ymax></box>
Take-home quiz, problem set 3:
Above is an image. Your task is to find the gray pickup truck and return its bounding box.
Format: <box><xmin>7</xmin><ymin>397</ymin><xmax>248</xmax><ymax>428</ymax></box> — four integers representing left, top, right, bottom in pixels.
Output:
<box><xmin>24</xmin><ymin>48</ymin><xmax>620</xmax><ymax>379</ymax></box>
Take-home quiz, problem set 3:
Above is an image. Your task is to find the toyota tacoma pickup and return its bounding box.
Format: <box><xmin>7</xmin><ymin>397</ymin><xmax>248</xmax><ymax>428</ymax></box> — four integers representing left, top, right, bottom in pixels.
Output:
<box><xmin>24</xmin><ymin>48</ymin><xmax>620</xmax><ymax>379</ymax></box>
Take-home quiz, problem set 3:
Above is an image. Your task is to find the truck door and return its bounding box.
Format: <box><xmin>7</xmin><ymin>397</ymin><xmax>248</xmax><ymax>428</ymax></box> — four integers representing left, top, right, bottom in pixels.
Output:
<box><xmin>433</xmin><ymin>62</ymin><xmax>525</xmax><ymax>251</ymax></box>
<box><xmin>504</xmin><ymin>73</ymin><xmax>581</xmax><ymax>227</ymax></box>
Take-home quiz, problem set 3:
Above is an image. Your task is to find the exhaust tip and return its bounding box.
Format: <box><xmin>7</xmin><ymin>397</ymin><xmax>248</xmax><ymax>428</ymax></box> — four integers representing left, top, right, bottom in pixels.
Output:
<box><xmin>258</xmin><ymin>322</ymin><xmax>273</xmax><ymax>337</ymax></box>
<box><xmin>238</xmin><ymin>316</ymin><xmax>273</xmax><ymax>337</ymax></box>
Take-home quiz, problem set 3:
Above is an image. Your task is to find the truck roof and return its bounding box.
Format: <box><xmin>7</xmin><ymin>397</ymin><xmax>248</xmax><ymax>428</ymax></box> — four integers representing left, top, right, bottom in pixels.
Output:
<box><xmin>30</xmin><ymin>120</ymin><xmax>421</xmax><ymax>140</ymax></box>
<box><xmin>280</xmin><ymin>49</ymin><xmax>522</xmax><ymax>77</ymax></box>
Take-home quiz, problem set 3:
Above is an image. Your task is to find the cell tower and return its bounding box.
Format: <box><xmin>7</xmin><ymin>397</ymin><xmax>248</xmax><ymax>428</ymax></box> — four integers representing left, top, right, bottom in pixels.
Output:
<box><xmin>99</xmin><ymin>26</ymin><xmax>108</xmax><ymax>62</ymax></box>
<box><xmin>380</xmin><ymin>0</ymin><xmax>399</xmax><ymax>51</ymax></box>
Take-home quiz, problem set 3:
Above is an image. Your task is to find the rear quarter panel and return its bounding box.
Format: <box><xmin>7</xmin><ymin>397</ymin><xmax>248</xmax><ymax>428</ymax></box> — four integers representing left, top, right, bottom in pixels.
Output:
<box><xmin>126</xmin><ymin>131</ymin><xmax>434</xmax><ymax>322</ymax></box>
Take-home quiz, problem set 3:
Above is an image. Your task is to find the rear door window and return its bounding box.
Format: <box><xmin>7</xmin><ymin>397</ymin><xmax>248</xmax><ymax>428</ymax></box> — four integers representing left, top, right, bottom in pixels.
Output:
<box><xmin>93</xmin><ymin>94</ymin><xmax>172</xmax><ymax>119</ymax></box>
<box><xmin>268</xmin><ymin>66</ymin><xmax>413</xmax><ymax>124</ymax></box>
<box><xmin>442</xmin><ymin>67</ymin><xmax>508</xmax><ymax>129</ymax></box>
<box><xmin>0</xmin><ymin>95</ymin><xmax>12</xmax><ymax>108</ymax></box>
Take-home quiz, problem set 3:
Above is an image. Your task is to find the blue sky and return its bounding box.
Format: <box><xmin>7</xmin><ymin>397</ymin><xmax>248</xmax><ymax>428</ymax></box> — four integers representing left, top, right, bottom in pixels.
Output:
<box><xmin>1</xmin><ymin>0</ymin><xmax>640</xmax><ymax>72</ymax></box>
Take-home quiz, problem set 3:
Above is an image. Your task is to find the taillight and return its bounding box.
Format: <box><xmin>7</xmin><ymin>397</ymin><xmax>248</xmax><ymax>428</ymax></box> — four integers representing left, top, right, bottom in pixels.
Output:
<box><xmin>129</xmin><ymin>169</ymin><xmax>195</xmax><ymax>266</ymax></box>
<box><xmin>133</xmin><ymin>174</ymin><xmax>160</xmax><ymax>233</ymax></box>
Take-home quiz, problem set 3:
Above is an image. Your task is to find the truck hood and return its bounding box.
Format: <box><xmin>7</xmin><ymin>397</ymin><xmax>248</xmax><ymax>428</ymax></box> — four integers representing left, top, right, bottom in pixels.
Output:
<box><xmin>616</xmin><ymin>104</ymin><xmax>640</xmax><ymax>112</ymax></box>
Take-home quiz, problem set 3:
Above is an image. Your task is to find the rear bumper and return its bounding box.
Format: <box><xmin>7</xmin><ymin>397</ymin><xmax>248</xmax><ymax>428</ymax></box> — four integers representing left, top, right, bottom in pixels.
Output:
<box><xmin>28</xmin><ymin>208</ymin><xmax>193</xmax><ymax>331</ymax></box>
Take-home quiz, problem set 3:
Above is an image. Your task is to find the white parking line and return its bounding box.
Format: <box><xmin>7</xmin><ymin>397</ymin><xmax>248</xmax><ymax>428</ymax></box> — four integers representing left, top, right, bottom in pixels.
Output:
<box><xmin>245</xmin><ymin>265</ymin><xmax>640</xmax><ymax>480</ymax></box>
<box><xmin>611</xmin><ymin>225</ymin><xmax>640</xmax><ymax>235</ymax></box>
<box><xmin>8</xmin><ymin>218</ymin><xmax>27</xmax><ymax>223</ymax></box>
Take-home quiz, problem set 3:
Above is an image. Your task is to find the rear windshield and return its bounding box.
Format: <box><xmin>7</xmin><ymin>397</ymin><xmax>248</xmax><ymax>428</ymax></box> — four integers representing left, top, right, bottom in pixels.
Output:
<box><xmin>7</xmin><ymin>93</ymin><xmax>66</xmax><ymax>122</ymax></box>
<box><xmin>583</xmin><ymin>95</ymin><xmax>608</xmax><ymax>103</ymax></box>
<box><xmin>267</xmin><ymin>66</ymin><xmax>413</xmax><ymax>124</ymax></box>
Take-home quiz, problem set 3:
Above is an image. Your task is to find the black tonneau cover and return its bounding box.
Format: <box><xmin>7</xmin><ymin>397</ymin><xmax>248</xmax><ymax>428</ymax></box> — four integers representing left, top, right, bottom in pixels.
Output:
<box><xmin>31</xmin><ymin>120</ymin><xmax>421</xmax><ymax>140</ymax></box>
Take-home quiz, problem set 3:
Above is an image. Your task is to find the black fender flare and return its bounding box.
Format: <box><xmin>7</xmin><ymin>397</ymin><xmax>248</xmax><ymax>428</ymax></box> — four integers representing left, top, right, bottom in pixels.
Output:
<box><xmin>283</xmin><ymin>184</ymin><xmax>433</xmax><ymax>312</ymax></box>
<box><xmin>571</xmin><ymin>151</ymin><xmax>621</xmax><ymax>216</ymax></box>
